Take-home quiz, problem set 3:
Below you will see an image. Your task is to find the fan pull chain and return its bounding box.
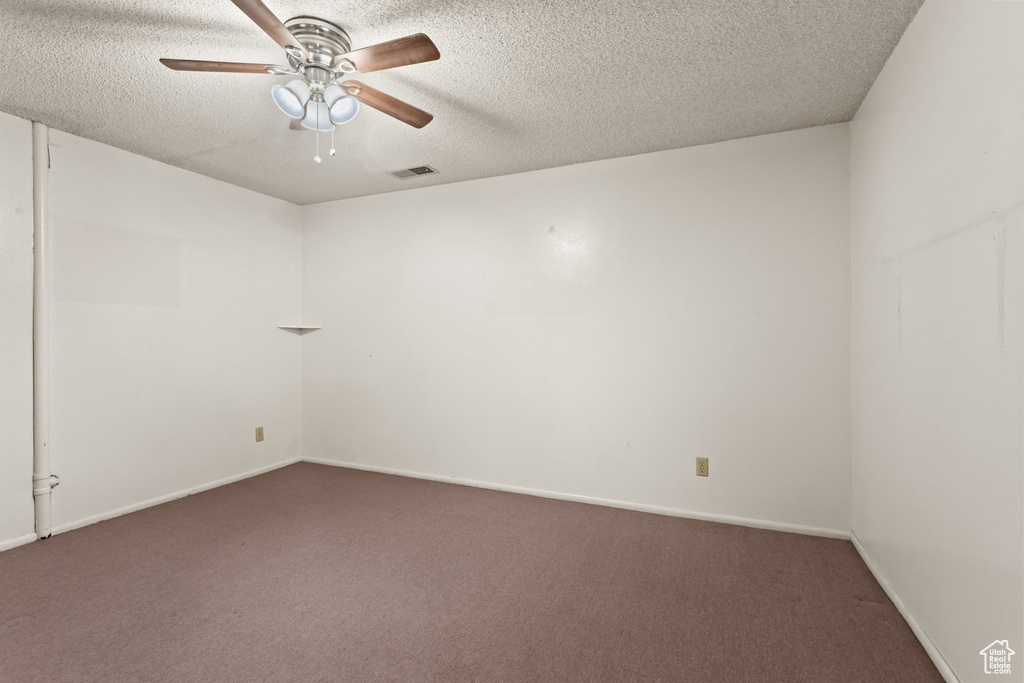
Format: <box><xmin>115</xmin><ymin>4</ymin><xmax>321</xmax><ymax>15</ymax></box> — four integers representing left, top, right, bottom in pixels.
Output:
<box><xmin>314</xmin><ymin>104</ymin><xmax>322</xmax><ymax>163</ymax></box>
<box><xmin>330</xmin><ymin>127</ymin><xmax>337</xmax><ymax>157</ymax></box>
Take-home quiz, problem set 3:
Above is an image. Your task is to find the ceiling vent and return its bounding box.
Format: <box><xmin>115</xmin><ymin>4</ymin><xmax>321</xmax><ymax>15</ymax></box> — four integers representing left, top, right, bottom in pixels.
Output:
<box><xmin>389</xmin><ymin>165</ymin><xmax>438</xmax><ymax>179</ymax></box>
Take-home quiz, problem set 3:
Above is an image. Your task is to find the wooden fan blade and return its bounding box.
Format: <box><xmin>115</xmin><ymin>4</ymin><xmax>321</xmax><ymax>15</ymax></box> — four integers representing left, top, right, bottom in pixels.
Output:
<box><xmin>336</xmin><ymin>34</ymin><xmax>439</xmax><ymax>74</ymax></box>
<box><xmin>343</xmin><ymin>81</ymin><xmax>433</xmax><ymax>128</ymax></box>
<box><xmin>229</xmin><ymin>0</ymin><xmax>308</xmax><ymax>58</ymax></box>
<box><xmin>160</xmin><ymin>58</ymin><xmax>278</xmax><ymax>73</ymax></box>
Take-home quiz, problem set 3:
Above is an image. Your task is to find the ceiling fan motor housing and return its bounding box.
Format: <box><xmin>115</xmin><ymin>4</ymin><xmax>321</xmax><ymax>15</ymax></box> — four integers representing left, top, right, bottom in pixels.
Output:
<box><xmin>283</xmin><ymin>17</ymin><xmax>354</xmax><ymax>98</ymax></box>
<box><xmin>284</xmin><ymin>17</ymin><xmax>352</xmax><ymax>70</ymax></box>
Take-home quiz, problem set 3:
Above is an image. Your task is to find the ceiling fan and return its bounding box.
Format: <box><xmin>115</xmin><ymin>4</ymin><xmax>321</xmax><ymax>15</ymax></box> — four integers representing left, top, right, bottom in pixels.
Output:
<box><xmin>160</xmin><ymin>0</ymin><xmax>439</xmax><ymax>161</ymax></box>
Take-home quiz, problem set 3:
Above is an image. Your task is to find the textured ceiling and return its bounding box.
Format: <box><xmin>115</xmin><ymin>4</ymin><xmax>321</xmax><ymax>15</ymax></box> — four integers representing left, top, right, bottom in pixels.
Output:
<box><xmin>0</xmin><ymin>0</ymin><xmax>922</xmax><ymax>205</ymax></box>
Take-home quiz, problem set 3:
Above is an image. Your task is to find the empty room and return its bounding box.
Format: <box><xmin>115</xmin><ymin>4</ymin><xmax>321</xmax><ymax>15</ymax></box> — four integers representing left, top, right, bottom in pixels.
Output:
<box><xmin>0</xmin><ymin>0</ymin><xmax>1021</xmax><ymax>681</ymax></box>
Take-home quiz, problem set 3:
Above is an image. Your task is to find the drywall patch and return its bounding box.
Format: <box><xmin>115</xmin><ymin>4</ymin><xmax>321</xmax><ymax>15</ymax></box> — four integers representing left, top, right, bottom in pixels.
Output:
<box><xmin>882</xmin><ymin>201</ymin><xmax>1024</xmax><ymax>265</ymax></box>
<box><xmin>883</xmin><ymin>201</ymin><xmax>1024</xmax><ymax>351</ymax></box>
<box><xmin>52</xmin><ymin>218</ymin><xmax>182</xmax><ymax>306</ymax></box>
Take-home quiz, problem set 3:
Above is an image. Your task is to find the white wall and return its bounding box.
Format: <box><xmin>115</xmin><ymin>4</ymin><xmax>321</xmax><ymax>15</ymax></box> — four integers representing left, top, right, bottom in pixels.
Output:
<box><xmin>301</xmin><ymin>124</ymin><xmax>852</xmax><ymax>534</ymax></box>
<box><xmin>44</xmin><ymin>130</ymin><xmax>304</xmax><ymax>531</ymax></box>
<box><xmin>851</xmin><ymin>1</ymin><xmax>1024</xmax><ymax>680</ymax></box>
<box><xmin>0</xmin><ymin>112</ymin><xmax>36</xmax><ymax>549</ymax></box>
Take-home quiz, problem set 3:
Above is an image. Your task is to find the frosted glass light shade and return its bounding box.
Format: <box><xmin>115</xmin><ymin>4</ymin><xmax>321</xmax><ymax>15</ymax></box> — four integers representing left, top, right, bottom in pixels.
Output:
<box><xmin>271</xmin><ymin>79</ymin><xmax>310</xmax><ymax>119</ymax></box>
<box><xmin>301</xmin><ymin>101</ymin><xmax>333</xmax><ymax>131</ymax></box>
<box><xmin>329</xmin><ymin>96</ymin><xmax>359</xmax><ymax>125</ymax></box>
<box><xmin>323</xmin><ymin>84</ymin><xmax>344</xmax><ymax>106</ymax></box>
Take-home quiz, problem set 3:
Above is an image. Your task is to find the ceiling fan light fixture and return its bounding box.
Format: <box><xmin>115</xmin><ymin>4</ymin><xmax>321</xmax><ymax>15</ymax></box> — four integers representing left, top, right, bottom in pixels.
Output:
<box><xmin>301</xmin><ymin>100</ymin><xmax>333</xmax><ymax>131</ymax></box>
<box><xmin>323</xmin><ymin>84</ymin><xmax>344</xmax><ymax>106</ymax></box>
<box><xmin>329</xmin><ymin>96</ymin><xmax>359</xmax><ymax>124</ymax></box>
<box><xmin>271</xmin><ymin>79</ymin><xmax>311</xmax><ymax>119</ymax></box>
<box><xmin>159</xmin><ymin>5</ymin><xmax>439</xmax><ymax>162</ymax></box>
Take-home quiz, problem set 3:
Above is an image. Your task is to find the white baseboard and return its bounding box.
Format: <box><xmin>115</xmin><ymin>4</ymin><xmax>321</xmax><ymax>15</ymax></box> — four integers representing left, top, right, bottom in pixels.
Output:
<box><xmin>51</xmin><ymin>456</ymin><xmax>302</xmax><ymax>536</ymax></box>
<box><xmin>302</xmin><ymin>457</ymin><xmax>850</xmax><ymax>540</ymax></box>
<box><xmin>850</xmin><ymin>531</ymin><xmax>959</xmax><ymax>683</ymax></box>
<box><xmin>0</xmin><ymin>532</ymin><xmax>37</xmax><ymax>553</ymax></box>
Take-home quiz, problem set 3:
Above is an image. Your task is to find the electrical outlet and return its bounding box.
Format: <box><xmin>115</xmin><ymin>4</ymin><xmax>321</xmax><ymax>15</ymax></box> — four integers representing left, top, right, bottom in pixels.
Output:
<box><xmin>255</xmin><ymin>426</ymin><xmax>264</xmax><ymax>442</ymax></box>
<box><xmin>696</xmin><ymin>457</ymin><xmax>709</xmax><ymax>477</ymax></box>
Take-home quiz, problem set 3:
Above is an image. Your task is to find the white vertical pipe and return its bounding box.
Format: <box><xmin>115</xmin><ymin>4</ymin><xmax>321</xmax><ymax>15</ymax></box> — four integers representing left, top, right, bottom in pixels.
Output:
<box><xmin>32</xmin><ymin>122</ymin><xmax>57</xmax><ymax>539</ymax></box>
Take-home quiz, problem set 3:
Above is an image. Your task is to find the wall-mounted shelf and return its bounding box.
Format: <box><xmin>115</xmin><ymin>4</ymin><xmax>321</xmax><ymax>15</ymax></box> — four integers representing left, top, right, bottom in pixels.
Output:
<box><xmin>277</xmin><ymin>325</ymin><xmax>321</xmax><ymax>335</ymax></box>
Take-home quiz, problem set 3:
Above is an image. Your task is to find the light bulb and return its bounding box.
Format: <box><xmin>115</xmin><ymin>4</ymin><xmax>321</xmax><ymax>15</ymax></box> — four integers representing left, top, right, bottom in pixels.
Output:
<box><xmin>271</xmin><ymin>79</ymin><xmax>310</xmax><ymax>119</ymax></box>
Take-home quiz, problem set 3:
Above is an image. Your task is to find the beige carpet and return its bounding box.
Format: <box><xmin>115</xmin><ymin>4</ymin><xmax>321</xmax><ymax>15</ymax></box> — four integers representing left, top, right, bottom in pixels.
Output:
<box><xmin>0</xmin><ymin>462</ymin><xmax>941</xmax><ymax>682</ymax></box>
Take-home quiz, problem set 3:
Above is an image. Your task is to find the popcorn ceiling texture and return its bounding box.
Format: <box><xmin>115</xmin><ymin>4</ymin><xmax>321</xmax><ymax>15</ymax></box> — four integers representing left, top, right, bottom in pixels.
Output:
<box><xmin>0</xmin><ymin>0</ymin><xmax>922</xmax><ymax>205</ymax></box>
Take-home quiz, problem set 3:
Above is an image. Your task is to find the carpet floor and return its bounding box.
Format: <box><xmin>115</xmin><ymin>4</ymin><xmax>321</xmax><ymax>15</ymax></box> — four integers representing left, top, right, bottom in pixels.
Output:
<box><xmin>0</xmin><ymin>462</ymin><xmax>941</xmax><ymax>682</ymax></box>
